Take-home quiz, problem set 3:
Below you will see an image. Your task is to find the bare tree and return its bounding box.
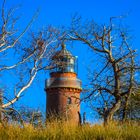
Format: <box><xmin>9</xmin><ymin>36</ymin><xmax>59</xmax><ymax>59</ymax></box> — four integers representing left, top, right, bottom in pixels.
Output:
<box><xmin>0</xmin><ymin>0</ymin><xmax>61</xmax><ymax>114</ymax></box>
<box><xmin>68</xmin><ymin>16</ymin><xmax>140</xmax><ymax>125</ymax></box>
<box><xmin>116</xmin><ymin>90</ymin><xmax>140</xmax><ymax>121</ymax></box>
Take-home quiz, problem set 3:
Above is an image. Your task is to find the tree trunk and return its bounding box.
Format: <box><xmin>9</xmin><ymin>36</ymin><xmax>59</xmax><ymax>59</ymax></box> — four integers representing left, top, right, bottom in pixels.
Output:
<box><xmin>104</xmin><ymin>99</ymin><xmax>121</xmax><ymax>125</ymax></box>
<box><xmin>122</xmin><ymin>95</ymin><xmax>130</xmax><ymax>122</ymax></box>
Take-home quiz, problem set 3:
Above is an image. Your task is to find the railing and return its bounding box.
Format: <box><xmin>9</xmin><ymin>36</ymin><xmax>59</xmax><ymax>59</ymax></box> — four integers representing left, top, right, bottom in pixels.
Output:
<box><xmin>45</xmin><ymin>77</ymin><xmax>82</xmax><ymax>89</ymax></box>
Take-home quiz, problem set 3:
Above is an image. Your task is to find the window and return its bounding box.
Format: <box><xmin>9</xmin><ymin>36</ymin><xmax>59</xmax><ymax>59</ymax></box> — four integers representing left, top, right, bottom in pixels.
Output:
<box><xmin>67</xmin><ymin>97</ymin><xmax>72</xmax><ymax>104</ymax></box>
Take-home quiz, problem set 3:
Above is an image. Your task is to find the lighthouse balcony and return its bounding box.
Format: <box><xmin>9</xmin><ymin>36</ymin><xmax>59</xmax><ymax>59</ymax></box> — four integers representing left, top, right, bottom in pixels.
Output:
<box><xmin>45</xmin><ymin>77</ymin><xmax>82</xmax><ymax>90</ymax></box>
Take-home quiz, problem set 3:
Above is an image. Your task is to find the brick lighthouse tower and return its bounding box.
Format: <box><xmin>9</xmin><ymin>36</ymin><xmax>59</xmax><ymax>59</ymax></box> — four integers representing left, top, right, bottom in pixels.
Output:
<box><xmin>45</xmin><ymin>43</ymin><xmax>82</xmax><ymax>123</ymax></box>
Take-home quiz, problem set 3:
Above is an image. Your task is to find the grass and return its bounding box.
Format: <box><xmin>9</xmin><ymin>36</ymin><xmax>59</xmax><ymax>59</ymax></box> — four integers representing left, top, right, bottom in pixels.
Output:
<box><xmin>0</xmin><ymin>121</ymin><xmax>139</xmax><ymax>140</ymax></box>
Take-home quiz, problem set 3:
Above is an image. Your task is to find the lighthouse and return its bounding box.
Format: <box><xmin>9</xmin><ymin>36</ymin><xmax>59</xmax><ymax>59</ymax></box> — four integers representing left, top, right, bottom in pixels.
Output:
<box><xmin>45</xmin><ymin>43</ymin><xmax>82</xmax><ymax>123</ymax></box>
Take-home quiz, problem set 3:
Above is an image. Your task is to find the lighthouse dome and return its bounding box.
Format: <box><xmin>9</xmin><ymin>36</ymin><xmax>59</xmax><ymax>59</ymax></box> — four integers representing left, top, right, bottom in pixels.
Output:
<box><xmin>50</xmin><ymin>43</ymin><xmax>77</xmax><ymax>74</ymax></box>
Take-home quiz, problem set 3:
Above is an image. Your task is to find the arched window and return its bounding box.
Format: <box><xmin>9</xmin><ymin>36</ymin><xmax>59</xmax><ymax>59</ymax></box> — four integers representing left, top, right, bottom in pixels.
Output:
<box><xmin>67</xmin><ymin>97</ymin><xmax>72</xmax><ymax>104</ymax></box>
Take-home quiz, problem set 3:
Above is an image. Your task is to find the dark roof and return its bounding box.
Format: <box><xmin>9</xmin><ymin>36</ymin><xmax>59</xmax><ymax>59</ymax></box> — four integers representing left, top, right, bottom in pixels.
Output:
<box><xmin>52</xmin><ymin>43</ymin><xmax>73</xmax><ymax>59</ymax></box>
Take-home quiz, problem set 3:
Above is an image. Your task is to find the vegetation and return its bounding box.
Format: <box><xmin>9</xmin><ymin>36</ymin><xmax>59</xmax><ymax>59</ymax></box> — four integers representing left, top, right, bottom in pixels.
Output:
<box><xmin>0</xmin><ymin>121</ymin><xmax>140</xmax><ymax>140</ymax></box>
<box><xmin>116</xmin><ymin>92</ymin><xmax>140</xmax><ymax>121</ymax></box>
<box><xmin>0</xmin><ymin>2</ymin><xmax>139</xmax><ymax>140</ymax></box>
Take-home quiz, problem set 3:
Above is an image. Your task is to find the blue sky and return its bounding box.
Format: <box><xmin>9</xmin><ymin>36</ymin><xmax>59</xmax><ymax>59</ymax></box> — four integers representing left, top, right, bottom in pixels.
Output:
<box><xmin>3</xmin><ymin>0</ymin><xmax>140</xmax><ymax>122</ymax></box>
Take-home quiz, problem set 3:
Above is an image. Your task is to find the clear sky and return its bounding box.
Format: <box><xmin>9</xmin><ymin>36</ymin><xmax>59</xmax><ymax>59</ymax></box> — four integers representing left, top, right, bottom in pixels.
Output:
<box><xmin>3</xmin><ymin>0</ymin><xmax>140</xmax><ymax>122</ymax></box>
